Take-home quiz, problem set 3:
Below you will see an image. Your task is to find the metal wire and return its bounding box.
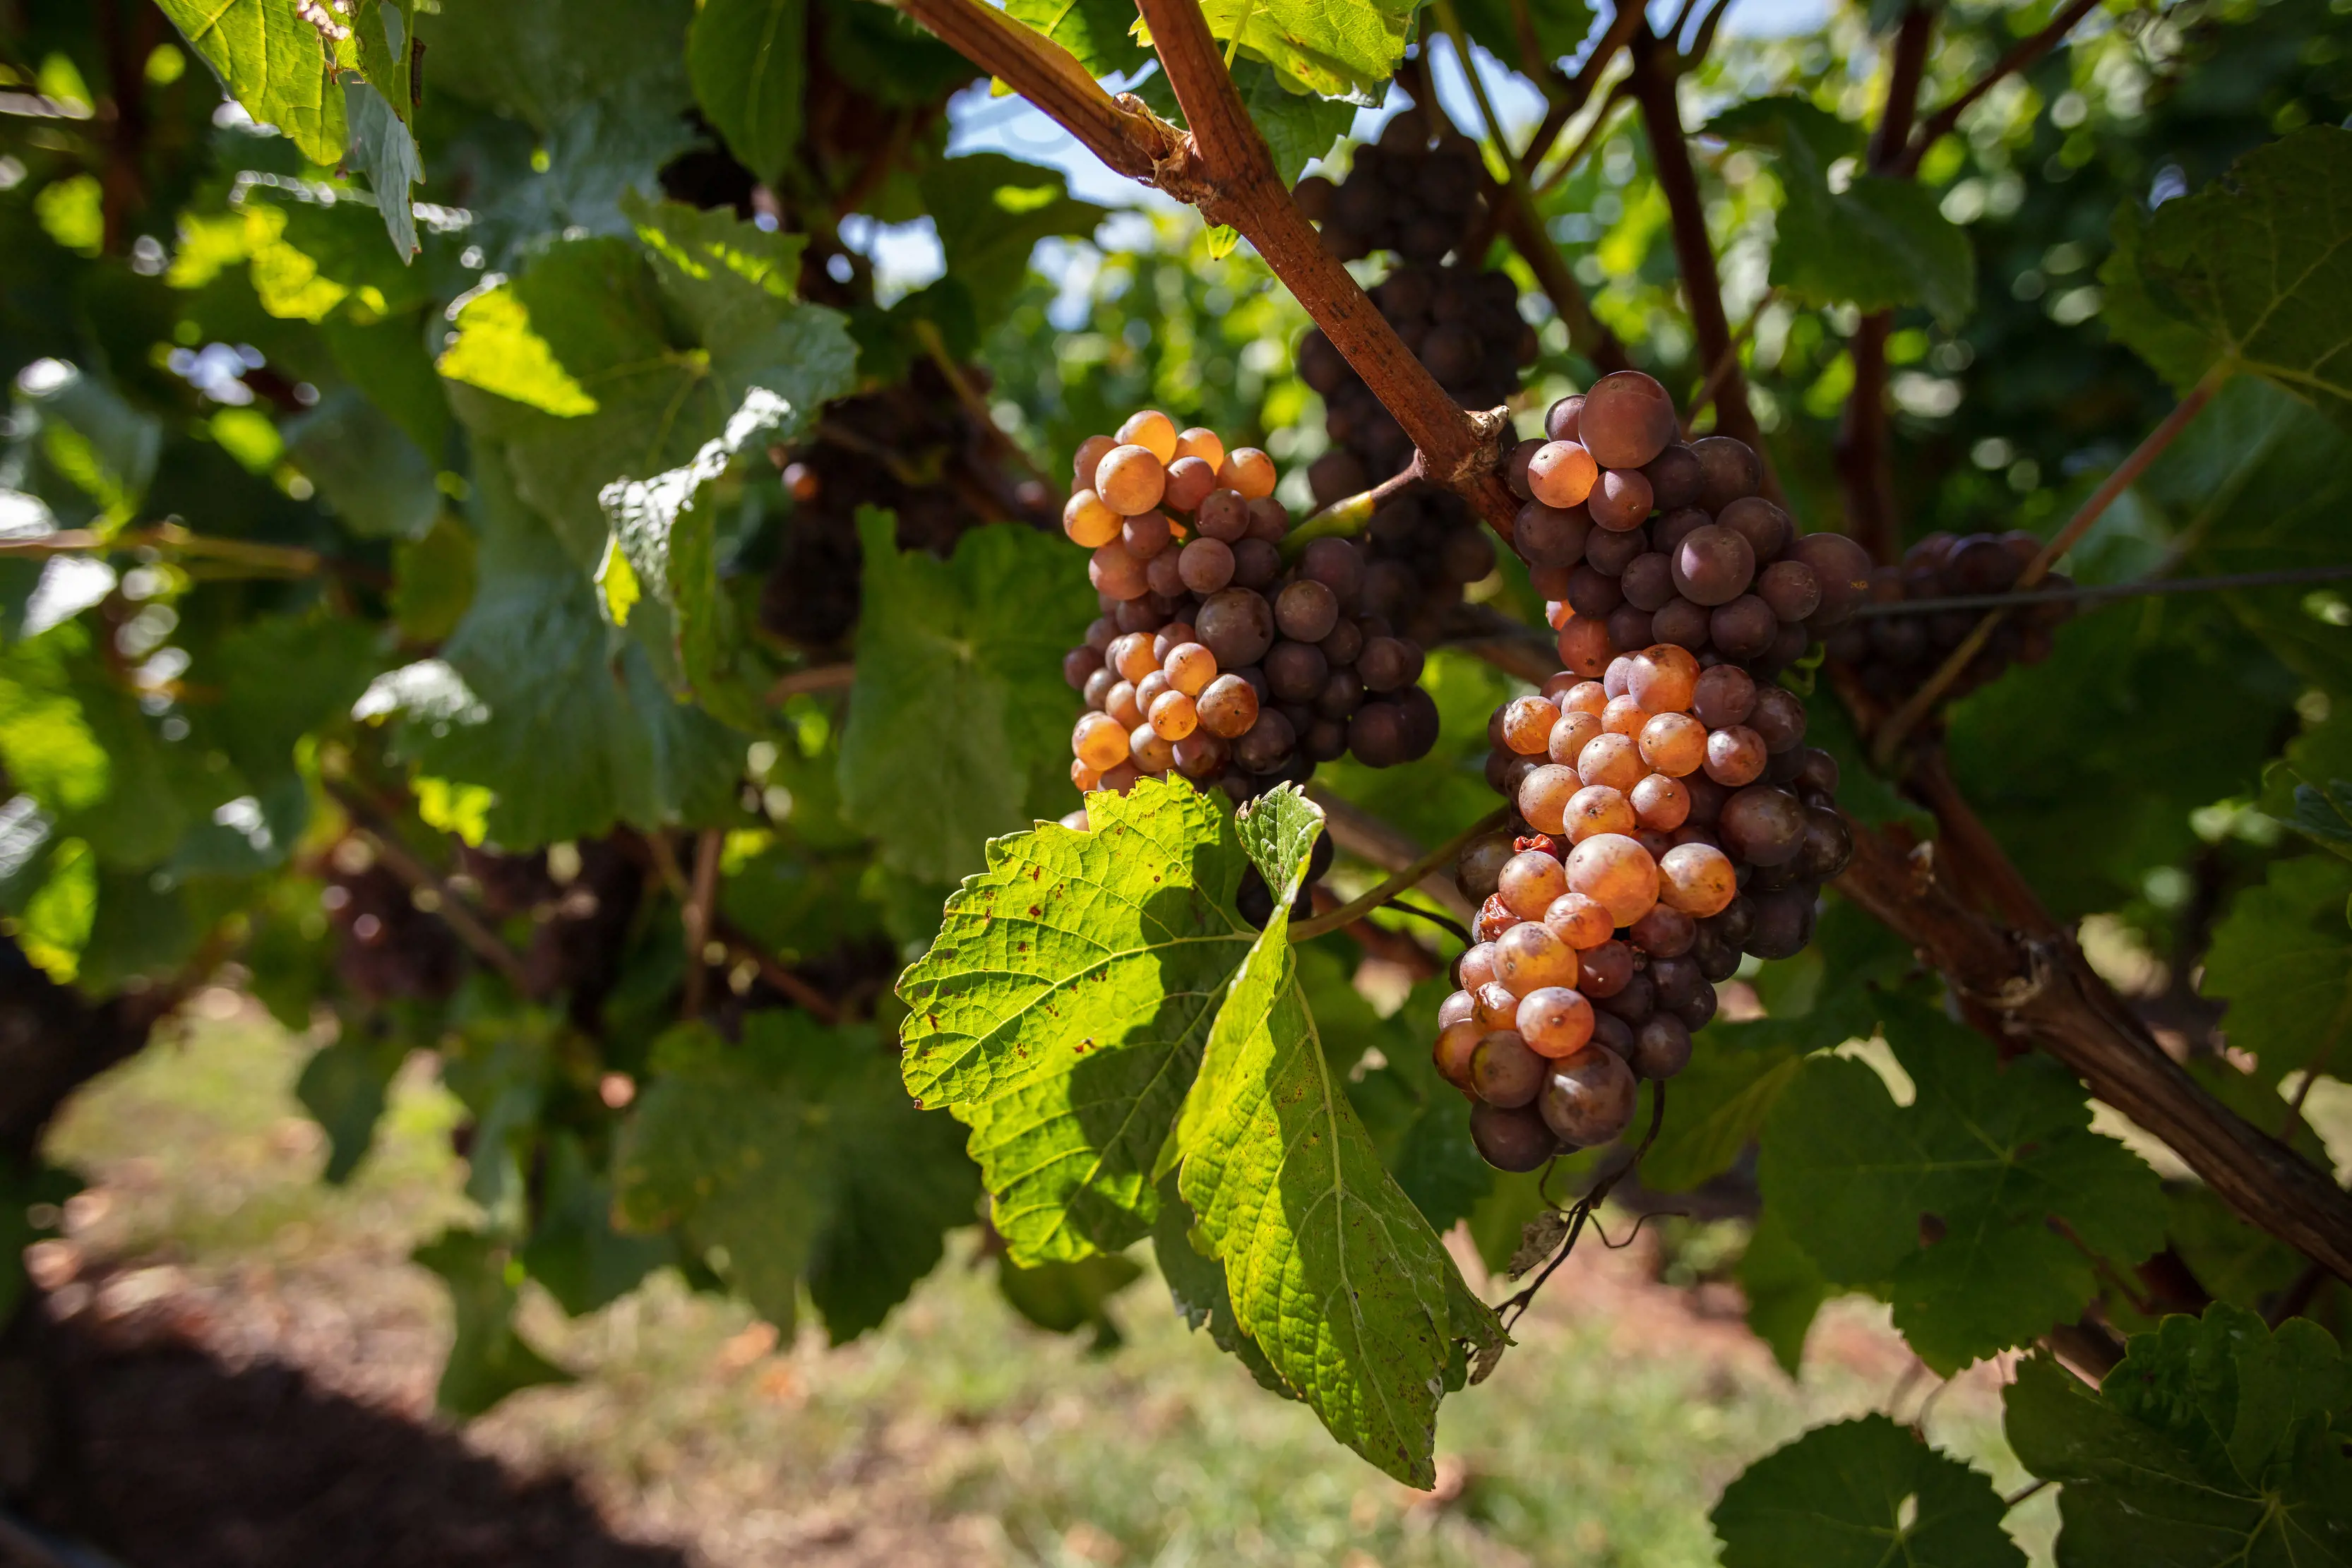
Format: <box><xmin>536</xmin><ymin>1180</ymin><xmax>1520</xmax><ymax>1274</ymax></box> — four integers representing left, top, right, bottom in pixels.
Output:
<box><xmin>1844</xmin><ymin>562</ymin><xmax>2352</xmax><ymax>619</ymax></box>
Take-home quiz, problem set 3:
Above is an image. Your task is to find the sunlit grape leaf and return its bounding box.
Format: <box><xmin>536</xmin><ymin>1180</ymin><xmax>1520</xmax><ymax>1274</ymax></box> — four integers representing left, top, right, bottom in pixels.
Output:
<box><xmin>1709</xmin><ymin>95</ymin><xmax>1974</xmax><ymax>325</ymax></box>
<box><xmin>1760</xmin><ymin>994</ymin><xmax>2166</xmax><ymax>1374</ymax></box>
<box><xmin>1172</xmin><ymin>785</ymin><xmax>1504</xmax><ymax>1486</ymax></box>
<box><xmin>597</xmin><ymin>386</ymin><xmax>806</xmax><ymax>730</ymax></box>
<box><xmin>898</xmin><ymin>778</ymin><xmax>1256</xmax><ymax>1261</ymax></box>
<box><xmin>691</xmin><ymin>0</ymin><xmax>807</xmax><ymax>184</ymax></box>
<box><xmin>1712</xmin><ymin>1415</ymin><xmax>2024</xmax><ymax>1568</ymax></box>
<box><xmin>1004</xmin><ymin>0</ymin><xmax>1152</xmax><ymax>77</ymax></box>
<box><xmin>2104</xmin><ymin>126</ymin><xmax>2352</xmax><ymax>427</ymax></box>
<box><xmin>11</xmin><ymin>360</ymin><xmax>161</xmax><ymax>523</ymax></box>
<box><xmin>2005</xmin><ymin>1309</ymin><xmax>2352</xmax><ymax>1567</ymax></box>
<box><xmin>393</xmin><ymin>448</ymin><xmax>746</xmax><ymax>849</ymax></box>
<box><xmin>412</xmin><ymin>1228</ymin><xmax>573</xmax><ymax>1416</ymax></box>
<box><xmin>1174</xmin><ymin>0</ymin><xmax>1417</xmax><ymax>103</ymax></box>
<box><xmin>441</xmin><ymin>206</ymin><xmax>853</xmax><ymax>569</ymax></box>
<box><xmin>614</xmin><ymin>1011</ymin><xmax>976</xmax><ymax>1340</ymax></box>
<box><xmin>838</xmin><ymin>510</ymin><xmax>1095</xmax><ymax>882</ymax></box>
<box><xmin>1129</xmin><ymin>60</ymin><xmax>1359</xmax><ymax>190</ymax></box>
<box><xmin>349</xmin><ymin>0</ymin><xmax>417</xmax><ymax>119</ymax></box>
<box><xmin>1153</xmin><ymin>1171</ymin><xmax>1296</xmax><ymax>1393</ymax></box>
<box><xmin>153</xmin><ymin>0</ymin><xmax>349</xmax><ymax>164</ymax></box>
<box><xmin>918</xmin><ymin>155</ymin><xmax>1109</xmax><ymax>327</ymax></box>
<box><xmin>2202</xmin><ymin>854</ymin><xmax>2352</xmax><ymax>1089</ymax></box>
<box><xmin>1312</xmin><ymin>951</ymin><xmax>1494</xmax><ymax>1234</ymax></box>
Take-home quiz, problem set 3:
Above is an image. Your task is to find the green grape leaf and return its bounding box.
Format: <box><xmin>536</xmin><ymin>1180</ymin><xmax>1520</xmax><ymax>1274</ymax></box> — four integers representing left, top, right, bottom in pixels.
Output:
<box><xmin>1171</xmin><ymin>784</ymin><xmax>1504</xmax><ymax>1486</ymax></box>
<box><xmin>1712</xmin><ymin>1414</ymin><xmax>2024</xmax><ymax>1568</ymax></box>
<box><xmin>691</xmin><ymin>0</ymin><xmax>807</xmax><ymax>185</ymax></box>
<box><xmin>1739</xmin><ymin>1204</ymin><xmax>1830</xmax><ymax>1377</ymax></box>
<box><xmin>350</xmin><ymin>0</ymin><xmax>417</xmax><ymax>119</ymax></box>
<box><xmin>282</xmin><ymin>388</ymin><xmax>441</xmax><ymax>539</ymax></box>
<box><xmin>2284</xmin><ymin>779</ymin><xmax>2352</xmax><ymax>861</ymax></box>
<box><xmin>2004</xmin><ymin>1309</ymin><xmax>2352</xmax><ymax>1567</ymax></box>
<box><xmin>996</xmin><ymin>1250</ymin><xmax>1144</xmax><ymax>1350</ymax></box>
<box><xmin>1004</xmin><ymin>0</ymin><xmax>1152</xmax><ymax>77</ymax></box>
<box><xmin>837</xmin><ymin>510</ymin><xmax>1095</xmax><ymax>883</ymax></box>
<box><xmin>153</xmin><ymin>0</ymin><xmax>348</xmax><ymax>164</ymax></box>
<box><xmin>1168</xmin><ymin>0</ymin><xmax>1417</xmax><ymax>103</ymax></box>
<box><xmin>2202</xmin><ymin>854</ymin><xmax>2352</xmax><ymax>1089</ymax></box>
<box><xmin>390</xmin><ymin>447</ymin><xmax>747</xmax><ymax>849</ymax></box>
<box><xmin>344</xmin><ymin>78</ymin><xmax>423</xmax><ymax>258</ymax></box>
<box><xmin>414</xmin><ymin>0</ymin><xmax>689</xmax><ymax>132</ymax></box>
<box><xmin>208</xmin><ymin>612</ymin><xmax>380</xmax><ymax>789</ymax></box>
<box><xmin>440</xmin><ymin>210</ymin><xmax>853</xmax><ymax>568</ymax></box>
<box><xmin>1639</xmin><ymin>1026</ymin><xmax>1805</xmax><ymax>1192</ymax></box>
<box><xmin>918</xmin><ymin>155</ymin><xmax>1109</xmax><ymax>328</ymax></box>
<box><xmin>1452</xmin><ymin>0</ymin><xmax>1595</xmax><ymax>72</ymax></box>
<box><xmin>294</xmin><ymin>1033</ymin><xmax>408</xmax><ymax>1185</ymax></box>
<box><xmin>597</xmin><ymin>385</ymin><xmax>806</xmax><ymax>730</ymax></box>
<box><xmin>12</xmin><ymin>360</ymin><xmax>161</xmax><ymax>523</ymax></box>
<box><xmin>1128</xmin><ymin>61</ymin><xmax>1356</xmax><ymax>189</ymax></box>
<box><xmin>614</xmin><ymin>1010</ymin><xmax>976</xmax><ymax>1341</ymax></box>
<box><xmin>897</xmin><ymin>778</ymin><xmax>1255</xmax><ymax>1262</ymax></box>
<box><xmin>520</xmin><ymin>1132</ymin><xmax>678</xmax><ymax>1317</ymax></box>
<box><xmin>412</xmin><ymin>1228</ymin><xmax>573</xmax><ymax>1416</ymax></box>
<box><xmin>1709</xmin><ymin>95</ymin><xmax>1974</xmax><ymax>325</ymax></box>
<box><xmin>1152</xmin><ymin>1171</ymin><xmax>1297</xmax><ymax>1394</ymax></box>
<box><xmin>2105</xmin><ymin>126</ymin><xmax>2352</xmax><ymax>426</ymax></box>
<box><xmin>1760</xmin><ymin>995</ymin><xmax>2166</xmax><ymax>1374</ymax></box>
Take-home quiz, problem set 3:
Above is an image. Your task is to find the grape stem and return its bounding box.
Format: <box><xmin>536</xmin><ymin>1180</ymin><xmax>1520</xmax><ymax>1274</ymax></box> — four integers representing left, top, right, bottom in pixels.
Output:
<box><xmin>320</xmin><ymin>778</ymin><xmax>536</xmax><ymax>993</ymax></box>
<box><xmin>1894</xmin><ymin>0</ymin><xmax>2108</xmax><ymax>176</ymax></box>
<box><xmin>1834</xmin><ymin>802</ymin><xmax>2352</xmax><ymax>1284</ymax></box>
<box><xmin>681</xmin><ymin>829</ymin><xmax>724</xmax><ymax>1020</ymax></box>
<box><xmin>1493</xmin><ymin>1079</ymin><xmax>1669</xmax><ymax>1334</ymax></box>
<box><xmin>1288</xmin><ymin>806</ymin><xmax>1509</xmax><ymax>943</ymax></box>
<box><xmin>1868</xmin><ymin>361</ymin><xmax>2231</xmax><ymax>770</ymax></box>
<box><xmin>1277</xmin><ymin>465</ymin><xmax>1421</xmax><ymax>558</ymax></box>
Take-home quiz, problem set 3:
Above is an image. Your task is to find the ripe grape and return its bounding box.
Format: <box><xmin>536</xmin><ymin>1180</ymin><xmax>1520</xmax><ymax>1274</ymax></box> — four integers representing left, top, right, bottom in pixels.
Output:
<box><xmin>1105</xmin><ymin>680</ymin><xmax>1144</xmax><ymax>730</ymax></box>
<box><xmin>1589</xmin><ymin>468</ymin><xmax>1654</xmax><ymax>532</ymax></box>
<box><xmin>1455</xmin><ymin>832</ymin><xmax>1517</xmax><ymax>903</ymax></box>
<box><xmin>1196</xmin><ymin>673</ymin><xmax>1260</xmax><ymax>738</ymax></box>
<box><xmin>1747</xmin><ymin>686</ymin><xmax>1808</xmax><ymax>753</ymax></box>
<box><xmin>1702</xmin><ymin>726</ymin><xmax>1767</xmax><ymax>786</ymax></box>
<box><xmin>1577</xmin><ymin>371</ymin><xmax>1678</xmax><ymax>470</ymax></box>
<box><xmin>1433</xmin><ymin>1019</ymin><xmax>1484</xmax><ymax>1093</ymax></box>
<box><xmin>1470</xmin><ymin>1101</ymin><xmax>1559</xmax><ymax>1171</ymax></box>
<box><xmin>1657</xmin><ymin>842</ymin><xmax>1736</xmax><ymax>916</ymax></box>
<box><xmin>1496</xmin><ymin>921</ymin><xmax>1580</xmax><ymax>993</ymax></box>
<box><xmin>1074</xmin><ymin>434</ymin><xmax>1118</xmax><ymax>491</ymax></box>
<box><xmin>1543</xmin><ymin>892</ymin><xmax>1616</xmax><ymax>950</ymax></box>
<box><xmin>1628</xmin><ymin>904</ymin><xmax>1695</xmax><ymax>958</ymax></box>
<box><xmin>1690</xmin><ymin>435</ymin><xmax>1762</xmax><ymax>512</ymax></box>
<box><xmin>1498</xmin><ymin>849</ymin><xmax>1568</xmax><ymax>920</ymax></box>
<box><xmin>1472</xmin><ymin>1031</ymin><xmax>1548</xmax><ymax>1108</ymax></box>
<box><xmin>1456</xmin><ymin>941</ymin><xmax>1501</xmax><ymax>991</ymax></box>
<box><xmin>1517</xmin><ymin>986</ymin><xmax>1596</xmax><ymax>1060</ymax></box>
<box><xmin>1097</xmin><ymin>445</ymin><xmax>1166</xmax><ymax>514</ymax></box>
<box><xmin>1642</xmin><ymin>444</ymin><xmax>1705</xmax><ymax>511</ymax></box>
<box><xmin>1539</xmin><ymin>1048</ymin><xmax>1638</xmax><ymax>1147</ymax></box>
<box><xmin>1690</xmin><ymin>663</ymin><xmax>1757</xmax><ymax>729</ymax></box>
<box><xmin>1514</xmin><ymin>501</ymin><xmax>1592</xmax><ymax>568</ymax></box>
<box><xmin>1065</xmin><ymin>490</ymin><xmax>1121</xmax><ymax>546</ymax></box>
<box><xmin>1197</xmin><ymin>588</ymin><xmax>1276</xmax><ymax>667</ymax></box>
<box><xmin>1275</xmin><ymin>580</ymin><xmax>1340</xmax><ymax>642</ymax></box>
<box><xmin>1717</xmin><ymin>785</ymin><xmax>1806</xmax><ymax>866</ymax></box>
<box><xmin>1671</xmin><ymin>525</ymin><xmax>1756</xmax><ymax>606</ymax></box>
<box><xmin>1745</xmin><ymin>887</ymin><xmax>1816</xmax><ymax>958</ymax></box>
<box><xmin>1565</xmin><ymin>832</ymin><xmax>1659</xmax><ymax>926</ymax></box>
<box><xmin>1073</xmin><ymin>712</ymin><xmax>1130</xmax><ymax>770</ymax></box>
<box><xmin>1630</xmin><ymin>1015</ymin><xmax>1692</xmax><ymax>1079</ymax></box>
<box><xmin>1575</xmin><ymin>732</ymin><xmax>1643</xmax><ymax>793</ymax></box>
<box><xmin>1090</xmin><ymin>543</ymin><xmax>1149</xmax><ymax>599</ymax></box>
<box><xmin>1630</xmin><ymin>772</ymin><xmax>1691</xmax><ymax>830</ymax></box>
<box><xmin>1527</xmin><ymin>441</ymin><xmax>1599</xmax><ymax>508</ymax></box>
<box><xmin>1195</xmin><ymin>489</ymin><xmax>1248</xmax><ymax>541</ymax></box>
<box><xmin>1474</xmin><ymin>982</ymin><xmax>1521</xmax><ymax>1031</ymax></box>
<box><xmin>1219</xmin><ymin>448</ymin><xmax>1277</xmax><ymax>498</ymax></box>
<box><xmin>1566</xmin><ymin>784</ymin><xmax>1635</xmax><ymax>842</ymax></box>
<box><xmin>1117</xmin><ymin>409</ymin><xmax>1180</xmax><ymax>462</ymax></box>
<box><xmin>1637</xmin><ymin>712</ymin><xmax>1706</xmax><ymax>776</ymax></box>
<box><xmin>1149</xmin><ymin>689</ymin><xmax>1199</xmax><ymax>740</ymax></box>
<box><xmin>1517</xmin><ymin>763</ymin><xmax>1582</xmax><ymax>836</ymax></box>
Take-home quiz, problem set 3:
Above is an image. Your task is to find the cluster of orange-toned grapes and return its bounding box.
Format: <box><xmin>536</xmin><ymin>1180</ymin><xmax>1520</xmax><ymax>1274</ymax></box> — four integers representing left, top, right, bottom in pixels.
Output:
<box><xmin>1059</xmin><ymin>411</ymin><xmax>1438</xmax><ymax>826</ymax></box>
<box><xmin>1437</xmin><ymin>635</ymin><xmax>1851</xmax><ymax>1171</ymax></box>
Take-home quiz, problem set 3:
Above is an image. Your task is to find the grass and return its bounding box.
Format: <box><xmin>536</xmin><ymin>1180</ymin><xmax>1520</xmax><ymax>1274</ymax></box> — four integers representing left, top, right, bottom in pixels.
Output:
<box><xmin>47</xmin><ymin>999</ymin><xmax>2058</xmax><ymax>1567</ymax></box>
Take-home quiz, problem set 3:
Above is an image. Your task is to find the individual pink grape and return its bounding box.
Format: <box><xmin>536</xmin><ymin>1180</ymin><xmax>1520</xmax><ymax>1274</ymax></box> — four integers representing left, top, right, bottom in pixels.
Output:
<box><xmin>1656</xmin><ymin>843</ymin><xmax>1737</xmax><ymax>916</ymax></box>
<box><xmin>1565</xmin><ymin>832</ymin><xmax>1660</xmax><ymax>927</ymax></box>
<box><xmin>1516</xmin><ymin>986</ymin><xmax>1596</xmax><ymax>1060</ymax></box>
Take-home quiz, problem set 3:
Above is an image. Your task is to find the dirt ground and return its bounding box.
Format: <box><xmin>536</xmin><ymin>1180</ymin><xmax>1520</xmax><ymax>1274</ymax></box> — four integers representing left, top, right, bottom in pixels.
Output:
<box><xmin>18</xmin><ymin>999</ymin><xmax>2052</xmax><ymax>1568</ymax></box>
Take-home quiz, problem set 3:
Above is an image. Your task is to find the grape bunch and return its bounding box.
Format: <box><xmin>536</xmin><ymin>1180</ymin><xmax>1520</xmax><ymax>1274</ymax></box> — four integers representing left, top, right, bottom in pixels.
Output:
<box><xmin>1291</xmin><ymin>112</ymin><xmax>1536</xmax><ymax>644</ymax></box>
<box><xmin>1442</xmin><ymin>637</ymin><xmax>1853</xmax><ymax>1170</ymax></box>
<box><xmin>760</xmin><ymin>358</ymin><xmax>1051</xmax><ymax>647</ymax></box>
<box><xmin>1503</xmin><ymin>371</ymin><xmax>1875</xmax><ymax>681</ymax></box>
<box><xmin>1057</xmin><ymin>410</ymin><xmax>1441</xmax><ymax>825</ymax></box>
<box><xmin>1822</xmin><ymin>532</ymin><xmax>2074</xmax><ymax>706</ymax></box>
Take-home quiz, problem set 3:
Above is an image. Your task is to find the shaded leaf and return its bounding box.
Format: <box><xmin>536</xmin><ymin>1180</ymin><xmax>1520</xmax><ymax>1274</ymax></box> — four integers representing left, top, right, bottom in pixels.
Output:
<box><xmin>997</xmin><ymin>1250</ymin><xmax>1143</xmax><ymax>1349</ymax></box>
<box><xmin>2202</xmin><ymin>853</ymin><xmax>2352</xmax><ymax>1088</ymax></box>
<box><xmin>1712</xmin><ymin>1414</ymin><xmax>2024</xmax><ymax>1568</ymax></box>
<box><xmin>412</xmin><ymin>1228</ymin><xmax>572</xmax><ymax>1416</ymax></box>
<box><xmin>690</xmin><ymin>0</ymin><xmax>806</xmax><ymax>186</ymax></box>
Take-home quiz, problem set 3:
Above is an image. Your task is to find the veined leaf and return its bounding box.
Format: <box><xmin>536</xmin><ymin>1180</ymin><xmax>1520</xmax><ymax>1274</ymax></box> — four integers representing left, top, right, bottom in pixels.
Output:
<box><xmin>2202</xmin><ymin>853</ymin><xmax>2352</xmax><ymax>1089</ymax></box>
<box><xmin>1712</xmin><ymin>1415</ymin><xmax>2024</xmax><ymax>1568</ymax></box>
<box><xmin>1760</xmin><ymin>993</ymin><xmax>2166</xmax><ymax>1374</ymax></box>
<box><xmin>2106</xmin><ymin>126</ymin><xmax>2352</xmax><ymax>427</ymax></box>
<box><xmin>898</xmin><ymin>777</ymin><xmax>1258</xmax><ymax>1262</ymax></box>
<box><xmin>2005</xmin><ymin>1307</ymin><xmax>2352</xmax><ymax>1565</ymax></box>
<box><xmin>153</xmin><ymin>0</ymin><xmax>349</xmax><ymax>164</ymax></box>
<box><xmin>692</xmin><ymin>0</ymin><xmax>808</xmax><ymax>184</ymax></box>
<box><xmin>1003</xmin><ymin>0</ymin><xmax>1152</xmax><ymax>77</ymax></box>
<box><xmin>1172</xmin><ymin>785</ymin><xmax>1504</xmax><ymax>1485</ymax></box>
